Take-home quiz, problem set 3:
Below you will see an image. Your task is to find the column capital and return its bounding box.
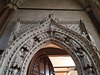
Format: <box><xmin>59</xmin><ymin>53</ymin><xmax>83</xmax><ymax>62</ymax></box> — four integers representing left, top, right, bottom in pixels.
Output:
<box><xmin>6</xmin><ymin>0</ymin><xmax>25</xmax><ymax>7</ymax></box>
<box><xmin>5</xmin><ymin>3</ymin><xmax>18</xmax><ymax>10</ymax></box>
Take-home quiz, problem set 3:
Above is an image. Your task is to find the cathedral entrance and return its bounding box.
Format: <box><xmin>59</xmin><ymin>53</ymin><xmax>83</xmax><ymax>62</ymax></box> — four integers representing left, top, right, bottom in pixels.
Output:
<box><xmin>27</xmin><ymin>52</ymin><xmax>55</xmax><ymax>75</ymax></box>
<box><xmin>27</xmin><ymin>44</ymin><xmax>78</xmax><ymax>75</ymax></box>
<box><xmin>0</xmin><ymin>15</ymin><xmax>100</xmax><ymax>75</ymax></box>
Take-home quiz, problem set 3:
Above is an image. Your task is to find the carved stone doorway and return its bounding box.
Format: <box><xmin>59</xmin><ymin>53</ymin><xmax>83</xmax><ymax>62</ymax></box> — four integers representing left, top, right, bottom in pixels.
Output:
<box><xmin>27</xmin><ymin>44</ymin><xmax>78</xmax><ymax>75</ymax></box>
<box><xmin>27</xmin><ymin>52</ymin><xmax>55</xmax><ymax>75</ymax></box>
<box><xmin>39</xmin><ymin>44</ymin><xmax>78</xmax><ymax>75</ymax></box>
<box><xmin>0</xmin><ymin>15</ymin><xmax>100</xmax><ymax>75</ymax></box>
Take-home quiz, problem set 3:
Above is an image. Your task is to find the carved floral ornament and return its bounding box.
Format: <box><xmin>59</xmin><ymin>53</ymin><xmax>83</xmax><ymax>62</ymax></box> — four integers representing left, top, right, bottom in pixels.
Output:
<box><xmin>0</xmin><ymin>15</ymin><xmax>100</xmax><ymax>75</ymax></box>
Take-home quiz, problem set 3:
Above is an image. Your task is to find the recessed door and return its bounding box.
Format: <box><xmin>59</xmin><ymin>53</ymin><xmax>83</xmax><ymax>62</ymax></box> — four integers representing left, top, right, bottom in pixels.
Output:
<box><xmin>27</xmin><ymin>52</ymin><xmax>55</xmax><ymax>75</ymax></box>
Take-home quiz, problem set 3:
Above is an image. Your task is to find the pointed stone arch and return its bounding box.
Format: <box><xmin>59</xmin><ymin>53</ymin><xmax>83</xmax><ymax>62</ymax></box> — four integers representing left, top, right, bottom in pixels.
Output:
<box><xmin>0</xmin><ymin>16</ymin><xmax>100</xmax><ymax>75</ymax></box>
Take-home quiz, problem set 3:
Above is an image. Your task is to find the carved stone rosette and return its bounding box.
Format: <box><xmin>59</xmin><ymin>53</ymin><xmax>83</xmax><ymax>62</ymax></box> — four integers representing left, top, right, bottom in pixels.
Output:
<box><xmin>0</xmin><ymin>15</ymin><xmax>100</xmax><ymax>75</ymax></box>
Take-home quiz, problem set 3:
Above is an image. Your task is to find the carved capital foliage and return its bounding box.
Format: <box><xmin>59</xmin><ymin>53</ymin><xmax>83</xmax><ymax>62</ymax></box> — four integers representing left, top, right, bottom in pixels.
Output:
<box><xmin>6</xmin><ymin>0</ymin><xmax>25</xmax><ymax>7</ymax></box>
<box><xmin>5</xmin><ymin>3</ymin><xmax>17</xmax><ymax>10</ymax></box>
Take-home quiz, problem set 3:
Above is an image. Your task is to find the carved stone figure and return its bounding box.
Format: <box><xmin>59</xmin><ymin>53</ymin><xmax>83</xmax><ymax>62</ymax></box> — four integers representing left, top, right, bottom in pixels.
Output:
<box><xmin>8</xmin><ymin>47</ymin><xmax>30</xmax><ymax>75</ymax></box>
<box><xmin>8</xmin><ymin>48</ymin><xmax>26</xmax><ymax>75</ymax></box>
<box><xmin>87</xmin><ymin>68</ymin><xmax>94</xmax><ymax>75</ymax></box>
<box><xmin>13</xmin><ymin>49</ymin><xmax>24</xmax><ymax>68</ymax></box>
<box><xmin>23</xmin><ymin>44</ymin><xmax>30</xmax><ymax>51</ymax></box>
<box><xmin>37</xmin><ymin>33</ymin><xmax>49</xmax><ymax>41</ymax></box>
<box><xmin>9</xmin><ymin>68</ymin><xmax>19</xmax><ymax>75</ymax></box>
<box><xmin>23</xmin><ymin>39</ymin><xmax>36</xmax><ymax>51</ymax></box>
<box><xmin>77</xmin><ymin>50</ymin><xmax>92</xmax><ymax>68</ymax></box>
<box><xmin>65</xmin><ymin>37</ymin><xmax>71</xmax><ymax>46</ymax></box>
<box><xmin>55</xmin><ymin>32</ymin><xmax>66</xmax><ymax>41</ymax></box>
<box><xmin>71</xmin><ymin>40</ymin><xmax>80</xmax><ymax>52</ymax></box>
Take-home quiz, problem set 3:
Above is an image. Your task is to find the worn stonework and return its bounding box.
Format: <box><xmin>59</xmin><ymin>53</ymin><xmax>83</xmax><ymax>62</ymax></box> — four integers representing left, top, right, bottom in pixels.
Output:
<box><xmin>7</xmin><ymin>15</ymin><xmax>93</xmax><ymax>47</ymax></box>
<box><xmin>0</xmin><ymin>15</ymin><xmax>100</xmax><ymax>75</ymax></box>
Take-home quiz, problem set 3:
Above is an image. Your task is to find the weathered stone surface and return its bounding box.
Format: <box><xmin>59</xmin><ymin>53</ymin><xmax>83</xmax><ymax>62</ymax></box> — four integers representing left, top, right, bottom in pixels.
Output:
<box><xmin>0</xmin><ymin>15</ymin><xmax>100</xmax><ymax>75</ymax></box>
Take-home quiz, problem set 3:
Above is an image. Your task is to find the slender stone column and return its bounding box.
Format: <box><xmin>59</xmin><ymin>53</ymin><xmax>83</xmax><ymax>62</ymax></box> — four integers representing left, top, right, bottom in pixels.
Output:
<box><xmin>80</xmin><ymin>0</ymin><xmax>100</xmax><ymax>34</ymax></box>
<box><xmin>85</xmin><ymin>6</ymin><xmax>100</xmax><ymax>35</ymax></box>
<box><xmin>0</xmin><ymin>3</ymin><xmax>17</xmax><ymax>37</ymax></box>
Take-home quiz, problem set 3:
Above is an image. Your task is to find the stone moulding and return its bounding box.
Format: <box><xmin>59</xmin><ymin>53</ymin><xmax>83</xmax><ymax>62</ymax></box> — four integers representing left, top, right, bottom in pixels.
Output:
<box><xmin>0</xmin><ymin>15</ymin><xmax>100</xmax><ymax>75</ymax></box>
<box><xmin>8</xmin><ymin>15</ymin><xmax>91</xmax><ymax>48</ymax></box>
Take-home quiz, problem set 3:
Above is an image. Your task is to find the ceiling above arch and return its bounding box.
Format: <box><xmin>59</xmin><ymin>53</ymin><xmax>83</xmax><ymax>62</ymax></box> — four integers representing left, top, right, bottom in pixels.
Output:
<box><xmin>4</xmin><ymin>0</ymin><xmax>99</xmax><ymax>9</ymax></box>
<box><xmin>19</xmin><ymin>0</ymin><xmax>82</xmax><ymax>9</ymax></box>
<box><xmin>0</xmin><ymin>0</ymin><xmax>98</xmax><ymax>10</ymax></box>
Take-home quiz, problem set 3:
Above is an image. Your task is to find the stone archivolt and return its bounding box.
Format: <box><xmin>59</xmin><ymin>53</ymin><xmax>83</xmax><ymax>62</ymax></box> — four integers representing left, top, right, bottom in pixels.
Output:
<box><xmin>0</xmin><ymin>15</ymin><xmax>100</xmax><ymax>75</ymax></box>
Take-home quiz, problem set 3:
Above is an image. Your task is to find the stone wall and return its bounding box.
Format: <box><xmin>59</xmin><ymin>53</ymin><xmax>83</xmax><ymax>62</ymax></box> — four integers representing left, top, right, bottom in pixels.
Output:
<box><xmin>0</xmin><ymin>0</ymin><xmax>99</xmax><ymax>51</ymax></box>
<box><xmin>0</xmin><ymin>9</ymin><xmax>100</xmax><ymax>50</ymax></box>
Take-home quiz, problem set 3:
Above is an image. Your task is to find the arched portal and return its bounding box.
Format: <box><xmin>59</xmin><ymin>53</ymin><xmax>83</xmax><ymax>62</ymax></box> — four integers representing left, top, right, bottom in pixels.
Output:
<box><xmin>0</xmin><ymin>16</ymin><xmax>100</xmax><ymax>75</ymax></box>
<box><xmin>27</xmin><ymin>52</ymin><xmax>55</xmax><ymax>75</ymax></box>
<box><xmin>32</xmin><ymin>44</ymin><xmax>78</xmax><ymax>75</ymax></box>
